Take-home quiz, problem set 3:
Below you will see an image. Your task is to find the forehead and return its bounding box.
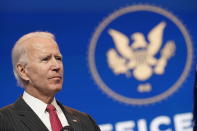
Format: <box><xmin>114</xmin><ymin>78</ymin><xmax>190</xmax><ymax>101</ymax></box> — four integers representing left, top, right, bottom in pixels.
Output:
<box><xmin>26</xmin><ymin>37</ymin><xmax>61</xmax><ymax>55</ymax></box>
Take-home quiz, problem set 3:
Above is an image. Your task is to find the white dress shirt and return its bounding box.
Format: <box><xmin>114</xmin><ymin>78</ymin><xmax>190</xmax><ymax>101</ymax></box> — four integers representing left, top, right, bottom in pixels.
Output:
<box><xmin>23</xmin><ymin>91</ymin><xmax>69</xmax><ymax>131</ymax></box>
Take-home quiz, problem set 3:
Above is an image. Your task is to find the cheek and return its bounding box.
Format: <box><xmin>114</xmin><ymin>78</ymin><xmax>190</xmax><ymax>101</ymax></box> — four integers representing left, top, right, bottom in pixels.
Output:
<box><xmin>27</xmin><ymin>65</ymin><xmax>49</xmax><ymax>80</ymax></box>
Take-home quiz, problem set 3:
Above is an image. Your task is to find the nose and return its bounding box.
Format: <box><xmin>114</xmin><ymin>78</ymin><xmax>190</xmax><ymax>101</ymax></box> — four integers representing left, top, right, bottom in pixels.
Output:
<box><xmin>51</xmin><ymin>57</ymin><xmax>61</xmax><ymax>72</ymax></box>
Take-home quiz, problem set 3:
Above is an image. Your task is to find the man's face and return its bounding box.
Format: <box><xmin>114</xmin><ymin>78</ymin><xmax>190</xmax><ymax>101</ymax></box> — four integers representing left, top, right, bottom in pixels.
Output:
<box><xmin>24</xmin><ymin>37</ymin><xmax>64</xmax><ymax>96</ymax></box>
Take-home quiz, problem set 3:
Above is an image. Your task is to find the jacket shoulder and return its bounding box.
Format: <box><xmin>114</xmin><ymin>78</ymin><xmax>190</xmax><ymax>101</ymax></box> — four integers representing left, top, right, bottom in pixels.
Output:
<box><xmin>0</xmin><ymin>104</ymin><xmax>14</xmax><ymax>112</ymax></box>
<box><xmin>0</xmin><ymin>104</ymin><xmax>15</xmax><ymax>131</ymax></box>
<box><xmin>0</xmin><ymin>103</ymin><xmax>15</xmax><ymax>118</ymax></box>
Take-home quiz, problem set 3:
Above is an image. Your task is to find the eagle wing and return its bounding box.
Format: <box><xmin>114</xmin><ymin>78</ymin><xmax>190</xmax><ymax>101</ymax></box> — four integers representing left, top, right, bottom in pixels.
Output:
<box><xmin>147</xmin><ymin>22</ymin><xmax>166</xmax><ymax>55</ymax></box>
<box><xmin>107</xmin><ymin>49</ymin><xmax>128</xmax><ymax>74</ymax></box>
<box><xmin>108</xmin><ymin>29</ymin><xmax>134</xmax><ymax>59</ymax></box>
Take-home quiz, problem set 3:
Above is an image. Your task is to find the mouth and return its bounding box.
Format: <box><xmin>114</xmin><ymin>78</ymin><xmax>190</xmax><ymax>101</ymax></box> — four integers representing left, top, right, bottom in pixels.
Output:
<box><xmin>49</xmin><ymin>76</ymin><xmax>62</xmax><ymax>80</ymax></box>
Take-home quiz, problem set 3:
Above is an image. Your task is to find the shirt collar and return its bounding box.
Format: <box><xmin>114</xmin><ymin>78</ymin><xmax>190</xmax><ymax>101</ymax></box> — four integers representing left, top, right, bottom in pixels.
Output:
<box><xmin>22</xmin><ymin>91</ymin><xmax>59</xmax><ymax>114</ymax></box>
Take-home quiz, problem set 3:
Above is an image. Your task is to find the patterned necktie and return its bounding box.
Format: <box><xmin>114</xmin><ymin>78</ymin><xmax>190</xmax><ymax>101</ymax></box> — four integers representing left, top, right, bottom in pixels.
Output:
<box><xmin>46</xmin><ymin>104</ymin><xmax>63</xmax><ymax>131</ymax></box>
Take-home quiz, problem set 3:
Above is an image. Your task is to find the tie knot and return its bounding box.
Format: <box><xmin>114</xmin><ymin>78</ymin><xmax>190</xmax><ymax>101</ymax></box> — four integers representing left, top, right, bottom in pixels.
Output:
<box><xmin>46</xmin><ymin>104</ymin><xmax>56</xmax><ymax>112</ymax></box>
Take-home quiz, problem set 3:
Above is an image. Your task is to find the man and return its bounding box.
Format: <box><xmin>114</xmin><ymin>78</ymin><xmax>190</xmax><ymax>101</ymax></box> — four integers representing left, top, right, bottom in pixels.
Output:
<box><xmin>0</xmin><ymin>32</ymin><xmax>100</xmax><ymax>131</ymax></box>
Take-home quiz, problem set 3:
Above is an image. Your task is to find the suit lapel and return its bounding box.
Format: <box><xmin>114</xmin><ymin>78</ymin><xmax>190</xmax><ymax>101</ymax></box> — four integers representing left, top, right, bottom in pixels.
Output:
<box><xmin>13</xmin><ymin>97</ymin><xmax>84</xmax><ymax>131</ymax></box>
<box><xmin>58</xmin><ymin>101</ymin><xmax>84</xmax><ymax>131</ymax></box>
<box><xmin>13</xmin><ymin>97</ymin><xmax>48</xmax><ymax>131</ymax></box>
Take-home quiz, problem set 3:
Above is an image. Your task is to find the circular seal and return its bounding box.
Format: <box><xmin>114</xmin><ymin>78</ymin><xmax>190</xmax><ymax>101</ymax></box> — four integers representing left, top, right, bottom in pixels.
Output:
<box><xmin>88</xmin><ymin>4</ymin><xmax>193</xmax><ymax>105</ymax></box>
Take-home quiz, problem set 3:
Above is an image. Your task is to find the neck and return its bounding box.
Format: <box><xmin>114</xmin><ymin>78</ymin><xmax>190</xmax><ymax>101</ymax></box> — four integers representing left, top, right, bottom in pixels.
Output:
<box><xmin>25</xmin><ymin>87</ymin><xmax>55</xmax><ymax>104</ymax></box>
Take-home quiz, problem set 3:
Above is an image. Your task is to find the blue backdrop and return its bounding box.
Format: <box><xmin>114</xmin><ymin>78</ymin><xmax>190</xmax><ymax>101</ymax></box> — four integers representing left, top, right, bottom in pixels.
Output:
<box><xmin>0</xmin><ymin>0</ymin><xmax>196</xmax><ymax>131</ymax></box>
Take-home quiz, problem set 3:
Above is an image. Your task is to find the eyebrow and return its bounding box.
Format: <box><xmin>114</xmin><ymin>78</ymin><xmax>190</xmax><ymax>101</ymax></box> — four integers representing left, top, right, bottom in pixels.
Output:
<box><xmin>39</xmin><ymin>53</ymin><xmax>62</xmax><ymax>58</ymax></box>
<box><xmin>56</xmin><ymin>54</ymin><xmax>62</xmax><ymax>57</ymax></box>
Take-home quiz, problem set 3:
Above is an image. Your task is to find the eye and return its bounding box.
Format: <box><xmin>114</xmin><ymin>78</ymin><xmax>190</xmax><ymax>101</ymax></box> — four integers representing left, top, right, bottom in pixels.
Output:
<box><xmin>42</xmin><ymin>56</ymin><xmax>50</xmax><ymax>62</ymax></box>
<box><xmin>56</xmin><ymin>56</ymin><xmax>62</xmax><ymax>61</ymax></box>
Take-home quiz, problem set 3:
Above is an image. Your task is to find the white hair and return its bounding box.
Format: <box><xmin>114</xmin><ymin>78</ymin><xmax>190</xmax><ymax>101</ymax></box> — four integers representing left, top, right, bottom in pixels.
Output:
<box><xmin>12</xmin><ymin>31</ymin><xmax>55</xmax><ymax>87</ymax></box>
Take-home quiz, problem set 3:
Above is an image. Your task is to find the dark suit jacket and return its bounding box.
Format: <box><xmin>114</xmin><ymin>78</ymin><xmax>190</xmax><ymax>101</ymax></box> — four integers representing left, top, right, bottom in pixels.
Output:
<box><xmin>0</xmin><ymin>97</ymin><xmax>100</xmax><ymax>131</ymax></box>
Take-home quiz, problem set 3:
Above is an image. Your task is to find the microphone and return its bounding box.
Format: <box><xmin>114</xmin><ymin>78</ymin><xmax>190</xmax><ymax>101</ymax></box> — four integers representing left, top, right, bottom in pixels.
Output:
<box><xmin>60</xmin><ymin>126</ymin><xmax>74</xmax><ymax>131</ymax></box>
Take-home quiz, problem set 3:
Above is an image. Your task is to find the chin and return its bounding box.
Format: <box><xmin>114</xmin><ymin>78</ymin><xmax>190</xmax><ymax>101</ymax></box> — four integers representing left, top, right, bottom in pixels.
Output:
<box><xmin>55</xmin><ymin>85</ymin><xmax>62</xmax><ymax>91</ymax></box>
<box><xmin>48</xmin><ymin>81</ymin><xmax>62</xmax><ymax>92</ymax></box>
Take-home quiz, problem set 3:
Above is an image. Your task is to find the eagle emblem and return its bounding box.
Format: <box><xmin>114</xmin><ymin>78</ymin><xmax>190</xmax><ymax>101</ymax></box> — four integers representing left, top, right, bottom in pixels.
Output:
<box><xmin>107</xmin><ymin>21</ymin><xmax>176</xmax><ymax>84</ymax></box>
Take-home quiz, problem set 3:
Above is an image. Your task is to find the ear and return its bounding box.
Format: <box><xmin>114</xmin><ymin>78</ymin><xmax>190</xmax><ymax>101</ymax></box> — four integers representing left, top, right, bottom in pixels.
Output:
<box><xmin>16</xmin><ymin>63</ymin><xmax>30</xmax><ymax>81</ymax></box>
